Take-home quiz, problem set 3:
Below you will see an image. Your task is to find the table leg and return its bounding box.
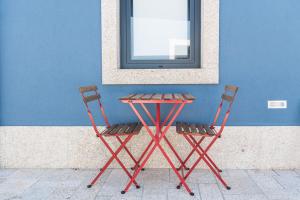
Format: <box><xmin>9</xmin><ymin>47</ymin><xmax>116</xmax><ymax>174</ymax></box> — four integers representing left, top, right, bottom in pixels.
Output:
<box><xmin>164</xmin><ymin>137</ymin><xmax>190</xmax><ymax>170</ymax></box>
<box><xmin>122</xmin><ymin>102</ymin><xmax>194</xmax><ymax>195</ymax></box>
<box><xmin>131</xmin><ymin>140</ymin><xmax>154</xmax><ymax>171</ymax></box>
<box><xmin>156</xmin><ymin>103</ymin><xmax>161</xmax><ymax>138</ymax></box>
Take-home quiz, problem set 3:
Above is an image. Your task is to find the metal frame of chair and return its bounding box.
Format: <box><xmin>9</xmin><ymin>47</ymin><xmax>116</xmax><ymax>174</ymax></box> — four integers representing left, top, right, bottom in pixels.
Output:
<box><xmin>175</xmin><ymin>85</ymin><xmax>239</xmax><ymax>190</ymax></box>
<box><xmin>79</xmin><ymin>85</ymin><xmax>143</xmax><ymax>189</ymax></box>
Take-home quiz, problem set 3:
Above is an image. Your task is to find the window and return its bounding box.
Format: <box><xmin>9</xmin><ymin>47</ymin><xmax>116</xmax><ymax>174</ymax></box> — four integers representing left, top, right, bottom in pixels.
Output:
<box><xmin>121</xmin><ymin>0</ymin><xmax>201</xmax><ymax>69</ymax></box>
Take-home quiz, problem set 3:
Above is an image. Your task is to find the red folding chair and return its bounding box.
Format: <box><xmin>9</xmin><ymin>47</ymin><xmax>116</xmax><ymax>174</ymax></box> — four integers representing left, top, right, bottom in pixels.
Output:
<box><xmin>79</xmin><ymin>85</ymin><xmax>143</xmax><ymax>189</ymax></box>
<box><xmin>175</xmin><ymin>85</ymin><xmax>239</xmax><ymax>190</ymax></box>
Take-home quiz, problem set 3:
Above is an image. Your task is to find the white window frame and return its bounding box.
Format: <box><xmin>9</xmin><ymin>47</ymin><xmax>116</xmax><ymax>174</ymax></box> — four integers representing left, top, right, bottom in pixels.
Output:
<box><xmin>102</xmin><ymin>0</ymin><xmax>219</xmax><ymax>84</ymax></box>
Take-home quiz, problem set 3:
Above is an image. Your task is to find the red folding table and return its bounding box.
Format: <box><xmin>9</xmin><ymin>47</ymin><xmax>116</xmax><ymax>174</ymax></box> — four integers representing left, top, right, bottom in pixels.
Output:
<box><xmin>120</xmin><ymin>93</ymin><xmax>196</xmax><ymax>196</ymax></box>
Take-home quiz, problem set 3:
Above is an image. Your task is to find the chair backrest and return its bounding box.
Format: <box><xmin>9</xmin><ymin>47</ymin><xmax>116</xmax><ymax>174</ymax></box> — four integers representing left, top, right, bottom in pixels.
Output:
<box><xmin>79</xmin><ymin>85</ymin><xmax>110</xmax><ymax>131</ymax></box>
<box><xmin>211</xmin><ymin>85</ymin><xmax>239</xmax><ymax>135</ymax></box>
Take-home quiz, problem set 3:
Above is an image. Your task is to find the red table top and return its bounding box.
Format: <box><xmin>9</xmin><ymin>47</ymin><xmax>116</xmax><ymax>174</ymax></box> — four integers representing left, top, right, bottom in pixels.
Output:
<box><xmin>120</xmin><ymin>93</ymin><xmax>196</xmax><ymax>104</ymax></box>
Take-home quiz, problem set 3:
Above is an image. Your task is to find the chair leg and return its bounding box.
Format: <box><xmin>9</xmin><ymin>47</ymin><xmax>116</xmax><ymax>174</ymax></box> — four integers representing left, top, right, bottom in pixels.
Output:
<box><xmin>189</xmin><ymin>136</ymin><xmax>222</xmax><ymax>173</ymax></box>
<box><xmin>164</xmin><ymin>137</ymin><xmax>189</xmax><ymax>170</ymax></box>
<box><xmin>178</xmin><ymin>135</ymin><xmax>230</xmax><ymax>190</ymax></box>
<box><xmin>116</xmin><ymin>136</ymin><xmax>144</xmax><ymax>171</ymax></box>
<box><xmin>176</xmin><ymin>136</ymin><xmax>205</xmax><ymax>171</ymax></box>
<box><xmin>122</xmin><ymin>140</ymin><xmax>158</xmax><ymax>194</ymax></box>
<box><xmin>88</xmin><ymin>135</ymin><xmax>140</xmax><ymax>188</ymax></box>
<box><xmin>88</xmin><ymin>153</ymin><xmax>115</xmax><ymax>187</ymax></box>
<box><xmin>177</xmin><ymin>135</ymin><xmax>222</xmax><ymax>173</ymax></box>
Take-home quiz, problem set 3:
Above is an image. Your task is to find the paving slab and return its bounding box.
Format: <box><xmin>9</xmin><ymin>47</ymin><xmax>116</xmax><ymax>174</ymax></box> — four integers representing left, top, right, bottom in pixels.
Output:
<box><xmin>0</xmin><ymin>169</ymin><xmax>299</xmax><ymax>200</ymax></box>
<box><xmin>199</xmin><ymin>183</ymin><xmax>223</xmax><ymax>200</ymax></box>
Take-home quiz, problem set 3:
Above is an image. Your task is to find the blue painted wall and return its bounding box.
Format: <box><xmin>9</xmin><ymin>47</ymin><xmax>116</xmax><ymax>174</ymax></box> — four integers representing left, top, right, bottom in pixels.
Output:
<box><xmin>1</xmin><ymin>0</ymin><xmax>300</xmax><ymax>126</ymax></box>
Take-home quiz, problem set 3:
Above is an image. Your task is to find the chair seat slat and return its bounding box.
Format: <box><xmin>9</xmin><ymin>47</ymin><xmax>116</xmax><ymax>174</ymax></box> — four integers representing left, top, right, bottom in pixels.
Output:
<box><xmin>132</xmin><ymin>123</ymin><xmax>143</xmax><ymax>134</ymax></box>
<box><xmin>176</xmin><ymin>122</ymin><xmax>181</xmax><ymax>133</ymax></box>
<box><xmin>196</xmin><ymin>124</ymin><xmax>207</xmax><ymax>135</ymax></box>
<box><xmin>102</xmin><ymin>125</ymin><xmax>118</xmax><ymax>135</ymax></box>
<box><xmin>190</xmin><ymin>124</ymin><xmax>197</xmax><ymax>133</ymax></box>
<box><xmin>109</xmin><ymin>125</ymin><xmax>124</xmax><ymax>135</ymax></box>
<box><xmin>117</xmin><ymin>125</ymin><xmax>130</xmax><ymax>134</ymax></box>
<box><xmin>176</xmin><ymin>122</ymin><xmax>215</xmax><ymax>136</ymax></box>
<box><xmin>203</xmin><ymin>125</ymin><xmax>215</xmax><ymax>136</ymax></box>
<box><xmin>102</xmin><ymin>123</ymin><xmax>142</xmax><ymax>136</ymax></box>
<box><xmin>183</xmin><ymin>123</ymin><xmax>191</xmax><ymax>134</ymax></box>
<box><xmin>125</xmin><ymin>123</ymin><xmax>138</xmax><ymax>133</ymax></box>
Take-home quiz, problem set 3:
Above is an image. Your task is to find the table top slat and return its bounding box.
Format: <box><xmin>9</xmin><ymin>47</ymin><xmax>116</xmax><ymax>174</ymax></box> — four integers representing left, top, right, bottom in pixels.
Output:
<box><xmin>120</xmin><ymin>94</ymin><xmax>136</xmax><ymax>100</ymax></box>
<box><xmin>130</xmin><ymin>94</ymin><xmax>144</xmax><ymax>100</ymax></box>
<box><xmin>141</xmin><ymin>94</ymin><xmax>154</xmax><ymax>100</ymax></box>
<box><xmin>183</xmin><ymin>94</ymin><xmax>196</xmax><ymax>100</ymax></box>
<box><xmin>120</xmin><ymin>93</ymin><xmax>195</xmax><ymax>103</ymax></box>
<box><xmin>174</xmin><ymin>93</ymin><xmax>185</xmax><ymax>100</ymax></box>
<box><xmin>164</xmin><ymin>94</ymin><xmax>173</xmax><ymax>100</ymax></box>
<box><xmin>152</xmin><ymin>94</ymin><xmax>163</xmax><ymax>100</ymax></box>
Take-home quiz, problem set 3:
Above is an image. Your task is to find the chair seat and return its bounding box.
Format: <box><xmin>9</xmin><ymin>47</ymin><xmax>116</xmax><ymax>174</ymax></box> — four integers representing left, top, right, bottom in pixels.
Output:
<box><xmin>102</xmin><ymin>122</ymin><xmax>143</xmax><ymax>137</ymax></box>
<box><xmin>176</xmin><ymin>122</ymin><xmax>216</xmax><ymax>136</ymax></box>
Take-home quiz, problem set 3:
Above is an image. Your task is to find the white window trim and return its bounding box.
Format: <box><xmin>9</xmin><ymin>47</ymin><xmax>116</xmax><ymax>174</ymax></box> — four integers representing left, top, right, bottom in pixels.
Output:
<box><xmin>102</xmin><ymin>0</ymin><xmax>219</xmax><ymax>85</ymax></box>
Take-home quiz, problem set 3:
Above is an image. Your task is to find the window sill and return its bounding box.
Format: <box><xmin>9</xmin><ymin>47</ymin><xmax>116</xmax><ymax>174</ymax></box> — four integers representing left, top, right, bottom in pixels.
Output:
<box><xmin>101</xmin><ymin>0</ymin><xmax>219</xmax><ymax>85</ymax></box>
<box><xmin>103</xmin><ymin>68</ymin><xmax>218</xmax><ymax>85</ymax></box>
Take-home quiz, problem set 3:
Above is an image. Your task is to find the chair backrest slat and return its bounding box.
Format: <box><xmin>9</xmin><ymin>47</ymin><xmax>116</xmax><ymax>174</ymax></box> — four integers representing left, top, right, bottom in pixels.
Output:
<box><xmin>222</xmin><ymin>84</ymin><xmax>239</xmax><ymax>103</ymax></box>
<box><xmin>84</xmin><ymin>94</ymin><xmax>100</xmax><ymax>103</ymax></box>
<box><xmin>79</xmin><ymin>85</ymin><xmax>110</xmax><ymax>128</ymax></box>
<box><xmin>211</xmin><ymin>85</ymin><xmax>239</xmax><ymax>134</ymax></box>
<box><xmin>222</xmin><ymin>94</ymin><xmax>234</xmax><ymax>102</ymax></box>
<box><xmin>225</xmin><ymin>85</ymin><xmax>238</xmax><ymax>93</ymax></box>
<box><xmin>79</xmin><ymin>85</ymin><xmax>98</xmax><ymax>93</ymax></box>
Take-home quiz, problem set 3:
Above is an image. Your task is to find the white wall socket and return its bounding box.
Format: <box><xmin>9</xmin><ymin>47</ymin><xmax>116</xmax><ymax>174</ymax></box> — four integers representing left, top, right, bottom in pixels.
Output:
<box><xmin>268</xmin><ymin>100</ymin><xmax>287</xmax><ymax>109</ymax></box>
